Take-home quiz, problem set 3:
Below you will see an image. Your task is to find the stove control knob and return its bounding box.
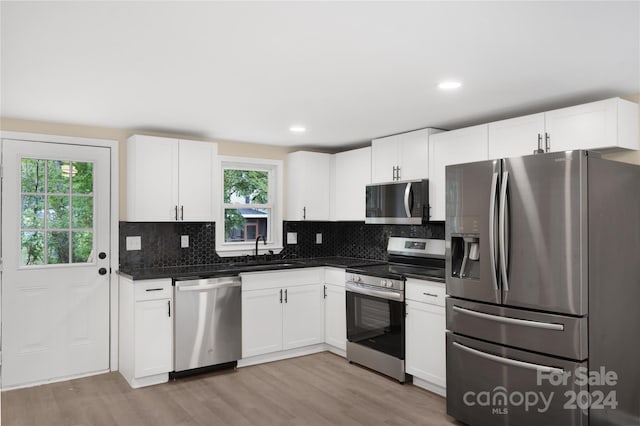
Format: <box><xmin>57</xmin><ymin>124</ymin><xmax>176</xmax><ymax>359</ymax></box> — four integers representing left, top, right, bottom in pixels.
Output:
<box><xmin>387</xmin><ymin>281</ymin><xmax>393</xmax><ymax>288</ymax></box>
<box><xmin>353</xmin><ymin>275</ymin><xmax>361</xmax><ymax>283</ymax></box>
<box><xmin>381</xmin><ymin>279</ymin><xmax>387</xmax><ymax>287</ymax></box>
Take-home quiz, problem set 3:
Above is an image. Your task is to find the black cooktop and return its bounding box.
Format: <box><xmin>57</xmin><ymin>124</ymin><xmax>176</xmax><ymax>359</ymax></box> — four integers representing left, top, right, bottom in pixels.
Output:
<box><xmin>347</xmin><ymin>261</ymin><xmax>445</xmax><ymax>282</ymax></box>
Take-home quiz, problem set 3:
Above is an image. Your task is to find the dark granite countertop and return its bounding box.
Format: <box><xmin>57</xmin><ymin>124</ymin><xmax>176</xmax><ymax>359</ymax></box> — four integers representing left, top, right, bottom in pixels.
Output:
<box><xmin>117</xmin><ymin>257</ymin><xmax>387</xmax><ymax>281</ymax></box>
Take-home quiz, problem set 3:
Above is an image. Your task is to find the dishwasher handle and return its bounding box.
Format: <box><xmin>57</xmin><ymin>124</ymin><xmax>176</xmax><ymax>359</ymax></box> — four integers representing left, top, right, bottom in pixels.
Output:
<box><xmin>176</xmin><ymin>278</ymin><xmax>241</xmax><ymax>292</ymax></box>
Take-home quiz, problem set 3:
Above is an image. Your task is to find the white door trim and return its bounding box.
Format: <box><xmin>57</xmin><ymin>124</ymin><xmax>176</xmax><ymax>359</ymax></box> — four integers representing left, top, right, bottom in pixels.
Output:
<box><xmin>0</xmin><ymin>131</ymin><xmax>120</xmax><ymax>373</ymax></box>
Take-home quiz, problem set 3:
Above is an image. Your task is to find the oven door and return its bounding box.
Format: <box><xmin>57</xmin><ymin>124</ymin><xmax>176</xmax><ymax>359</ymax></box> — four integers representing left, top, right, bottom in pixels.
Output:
<box><xmin>346</xmin><ymin>282</ymin><xmax>405</xmax><ymax>359</ymax></box>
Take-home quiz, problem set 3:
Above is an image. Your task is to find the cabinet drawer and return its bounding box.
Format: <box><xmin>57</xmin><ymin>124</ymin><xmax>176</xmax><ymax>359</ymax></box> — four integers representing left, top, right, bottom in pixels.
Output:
<box><xmin>406</xmin><ymin>279</ymin><xmax>446</xmax><ymax>306</ymax></box>
<box><xmin>135</xmin><ymin>279</ymin><xmax>173</xmax><ymax>301</ymax></box>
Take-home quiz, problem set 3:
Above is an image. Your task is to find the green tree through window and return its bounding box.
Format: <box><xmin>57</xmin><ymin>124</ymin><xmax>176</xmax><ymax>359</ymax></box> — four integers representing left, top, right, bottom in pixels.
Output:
<box><xmin>223</xmin><ymin>169</ymin><xmax>269</xmax><ymax>242</ymax></box>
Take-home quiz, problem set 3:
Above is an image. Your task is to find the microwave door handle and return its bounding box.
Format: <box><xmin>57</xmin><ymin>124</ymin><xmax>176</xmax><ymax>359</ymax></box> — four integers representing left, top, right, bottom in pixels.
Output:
<box><xmin>489</xmin><ymin>172</ymin><xmax>499</xmax><ymax>292</ymax></box>
<box><xmin>404</xmin><ymin>182</ymin><xmax>412</xmax><ymax>218</ymax></box>
<box><xmin>499</xmin><ymin>171</ymin><xmax>510</xmax><ymax>292</ymax></box>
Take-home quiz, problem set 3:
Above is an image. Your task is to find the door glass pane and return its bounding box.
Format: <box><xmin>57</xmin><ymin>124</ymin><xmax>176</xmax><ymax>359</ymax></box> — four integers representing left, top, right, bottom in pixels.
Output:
<box><xmin>72</xmin><ymin>161</ymin><xmax>93</xmax><ymax>194</ymax></box>
<box><xmin>20</xmin><ymin>158</ymin><xmax>96</xmax><ymax>266</ymax></box>
<box><xmin>72</xmin><ymin>232</ymin><xmax>93</xmax><ymax>263</ymax></box>
<box><xmin>47</xmin><ymin>160</ymin><xmax>70</xmax><ymax>193</ymax></box>
<box><xmin>21</xmin><ymin>158</ymin><xmax>45</xmax><ymax>193</ymax></box>
<box><xmin>47</xmin><ymin>231</ymin><xmax>70</xmax><ymax>264</ymax></box>
<box><xmin>72</xmin><ymin>197</ymin><xmax>93</xmax><ymax>228</ymax></box>
<box><xmin>21</xmin><ymin>231</ymin><xmax>44</xmax><ymax>265</ymax></box>
<box><xmin>21</xmin><ymin>195</ymin><xmax>45</xmax><ymax>228</ymax></box>
<box><xmin>48</xmin><ymin>196</ymin><xmax>70</xmax><ymax>228</ymax></box>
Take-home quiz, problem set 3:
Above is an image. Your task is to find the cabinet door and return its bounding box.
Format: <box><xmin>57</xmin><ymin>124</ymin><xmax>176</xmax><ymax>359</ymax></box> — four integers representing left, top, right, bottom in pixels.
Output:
<box><xmin>286</xmin><ymin>152</ymin><xmax>331</xmax><ymax>220</ymax></box>
<box><xmin>242</xmin><ymin>288</ymin><xmax>283</xmax><ymax>357</ymax></box>
<box><xmin>371</xmin><ymin>134</ymin><xmax>400</xmax><ymax>183</ymax></box>
<box><xmin>488</xmin><ymin>113</ymin><xmax>545</xmax><ymax>159</ymax></box>
<box><xmin>283</xmin><ymin>284</ymin><xmax>324</xmax><ymax>350</ymax></box>
<box><xmin>332</xmin><ymin>147</ymin><xmax>371</xmax><ymax>221</ymax></box>
<box><xmin>398</xmin><ymin>129</ymin><xmax>430</xmax><ymax>181</ymax></box>
<box><xmin>405</xmin><ymin>300</ymin><xmax>446</xmax><ymax>390</ymax></box>
<box><xmin>324</xmin><ymin>284</ymin><xmax>346</xmax><ymax>351</ymax></box>
<box><xmin>134</xmin><ymin>299</ymin><xmax>172</xmax><ymax>378</ymax></box>
<box><xmin>428</xmin><ymin>125</ymin><xmax>489</xmax><ymax>221</ymax></box>
<box><xmin>544</xmin><ymin>98</ymin><xmax>619</xmax><ymax>152</ymax></box>
<box><xmin>127</xmin><ymin>135</ymin><xmax>179</xmax><ymax>221</ymax></box>
<box><xmin>178</xmin><ymin>140</ymin><xmax>217</xmax><ymax>221</ymax></box>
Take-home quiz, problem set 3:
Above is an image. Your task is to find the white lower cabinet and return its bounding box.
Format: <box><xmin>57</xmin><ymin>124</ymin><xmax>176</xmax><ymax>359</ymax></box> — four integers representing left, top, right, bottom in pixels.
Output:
<box><xmin>119</xmin><ymin>277</ymin><xmax>173</xmax><ymax>388</ymax></box>
<box><xmin>241</xmin><ymin>269</ymin><xmax>325</xmax><ymax>359</ymax></box>
<box><xmin>405</xmin><ymin>278</ymin><xmax>446</xmax><ymax>397</ymax></box>
<box><xmin>324</xmin><ymin>268</ymin><xmax>347</xmax><ymax>352</ymax></box>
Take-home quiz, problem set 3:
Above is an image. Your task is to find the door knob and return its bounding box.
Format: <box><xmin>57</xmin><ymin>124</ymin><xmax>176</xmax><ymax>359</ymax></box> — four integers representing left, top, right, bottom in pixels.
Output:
<box><xmin>98</xmin><ymin>252</ymin><xmax>106</xmax><ymax>259</ymax></box>
<box><xmin>98</xmin><ymin>268</ymin><xmax>107</xmax><ymax>276</ymax></box>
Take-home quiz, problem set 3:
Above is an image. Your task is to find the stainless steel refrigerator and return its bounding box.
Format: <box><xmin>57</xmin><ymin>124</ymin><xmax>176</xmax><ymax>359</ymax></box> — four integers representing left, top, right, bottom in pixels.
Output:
<box><xmin>445</xmin><ymin>150</ymin><xmax>640</xmax><ymax>426</ymax></box>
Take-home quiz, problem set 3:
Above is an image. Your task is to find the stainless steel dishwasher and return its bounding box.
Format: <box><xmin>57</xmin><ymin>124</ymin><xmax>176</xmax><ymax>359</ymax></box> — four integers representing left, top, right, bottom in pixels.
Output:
<box><xmin>173</xmin><ymin>276</ymin><xmax>241</xmax><ymax>374</ymax></box>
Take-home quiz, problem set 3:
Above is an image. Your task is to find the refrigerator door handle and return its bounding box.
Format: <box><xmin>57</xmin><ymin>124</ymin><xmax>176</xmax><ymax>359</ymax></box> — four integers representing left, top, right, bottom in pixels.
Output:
<box><xmin>452</xmin><ymin>305</ymin><xmax>565</xmax><ymax>331</ymax></box>
<box><xmin>499</xmin><ymin>171</ymin><xmax>510</xmax><ymax>292</ymax></box>
<box><xmin>403</xmin><ymin>182</ymin><xmax>412</xmax><ymax>218</ymax></box>
<box><xmin>453</xmin><ymin>342</ymin><xmax>564</xmax><ymax>374</ymax></box>
<box><xmin>488</xmin><ymin>172</ymin><xmax>499</xmax><ymax>291</ymax></box>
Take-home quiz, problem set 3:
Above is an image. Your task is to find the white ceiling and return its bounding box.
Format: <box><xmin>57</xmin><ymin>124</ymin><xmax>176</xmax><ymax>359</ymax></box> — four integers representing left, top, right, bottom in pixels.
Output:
<box><xmin>1</xmin><ymin>1</ymin><xmax>639</xmax><ymax>150</ymax></box>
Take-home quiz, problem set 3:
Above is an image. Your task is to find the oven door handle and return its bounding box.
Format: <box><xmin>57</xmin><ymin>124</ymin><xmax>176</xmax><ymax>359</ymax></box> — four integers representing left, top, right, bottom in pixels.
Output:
<box><xmin>346</xmin><ymin>282</ymin><xmax>403</xmax><ymax>302</ymax></box>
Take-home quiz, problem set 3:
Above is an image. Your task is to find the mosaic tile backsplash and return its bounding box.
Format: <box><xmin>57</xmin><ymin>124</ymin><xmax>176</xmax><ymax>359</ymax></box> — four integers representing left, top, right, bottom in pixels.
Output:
<box><xmin>119</xmin><ymin>220</ymin><xmax>445</xmax><ymax>269</ymax></box>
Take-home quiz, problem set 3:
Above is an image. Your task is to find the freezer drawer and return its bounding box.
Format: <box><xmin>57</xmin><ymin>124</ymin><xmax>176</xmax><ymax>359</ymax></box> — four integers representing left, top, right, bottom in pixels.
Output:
<box><xmin>447</xmin><ymin>333</ymin><xmax>588</xmax><ymax>426</ymax></box>
<box><xmin>447</xmin><ymin>298</ymin><xmax>587</xmax><ymax>360</ymax></box>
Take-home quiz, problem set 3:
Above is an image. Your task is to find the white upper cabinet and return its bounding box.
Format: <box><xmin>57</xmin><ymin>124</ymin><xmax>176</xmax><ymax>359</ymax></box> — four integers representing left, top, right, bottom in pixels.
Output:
<box><xmin>371</xmin><ymin>128</ymin><xmax>440</xmax><ymax>183</ymax></box>
<box><xmin>544</xmin><ymin>97</ymin><xmax>638</xmax><ymax>152</ymax></box>
<box><xmin>331</xmin><ymin>147</ymin><xmax>371</xmax><ymax>221</ymax></box>
<box><xmin>488</xmin><ymin>98</ymin><xmax>638</xmax><ymax>159</ymax></box>
<box><xmin>488</xmin><ymin>113</ymin><xmax>546</xmax><ymax>159</ymax></box>
<box><xmin>429</xmin><ymin>124</ymin><xmax>489</xmax><ymax>221</ymax></box>
<box><xmin>286</xmin><ymin>151</ymin><xmax>331</xmax><ymax>221</ymax></box>
<box><xmin>127</xmin><ymin>135</ymin><xmax>217</xmax><ymax>222</ymax></box>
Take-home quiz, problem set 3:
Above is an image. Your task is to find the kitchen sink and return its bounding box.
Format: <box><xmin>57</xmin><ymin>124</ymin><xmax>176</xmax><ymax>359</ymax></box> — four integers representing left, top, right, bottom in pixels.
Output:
<box><xmin>220</xmin><ymin>260</ymin><xmax>303</xmax><ymax>273</ymax></box>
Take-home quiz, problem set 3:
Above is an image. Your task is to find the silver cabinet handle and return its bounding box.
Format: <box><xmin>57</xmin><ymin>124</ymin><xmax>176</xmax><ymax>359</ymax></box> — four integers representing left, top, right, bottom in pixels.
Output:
<box><xmin>392</xmin><ymin>166</ymin><xmax>397</xmax><ymax>181</ymax></box>
<box><xmin>403</xmin><ymin>182</ymin><xmax>412</xmax><ymax>218</ymax></box>
<box><xmin>180</xmin><ymin>205</ymin><xmax>184</xmax><ymax>221</ymax></box>
<box><xmin>499</xmin><ymin>171</ymin><xmax>510</xmax><ymax>292</ymax></box>
<box><xmin>423</xmin><ymin>292</ymin><xmax>438</xmax><ymax>297</ymax></box>
<box><xmin>280</xmin><ymin>289</ymin><xmax>283</xmax><ymax>303</ymax></box>
<box><xmin>145</xmin><ymin>288</ymin><xmax>164</xmax><ymax>292</ymax></box>
<box><xmin>302</xmin><ymin>206</ymin><xmax>306</xmax><ymax>220</ymax></box>
<box><xmin>174</xmin><ymin>205</ymin><xmax>178</xmax><ymax>221</ymax></box>
<box><xmin>396</xmin><ymin>166</ymin><xmax>401</xmax><ymax>180</ymax></box>
<box><xmin>284</xmin><ymin>288</ymin><xmax>288</xmax><ymax>303</ymax></box>
<box><xmin>488</xmin><ymin>171</ymin><xmax>499</xmax><ymax>292</ymax></box>
<box><xmin>453</xmin><ymin>341</ymin><xmax>564</xmax><ymax>374</ymax></box>
<box><xmin>452</xmin><ymin>305</ymin><xmax>564</xmax><ymax>331</ymax></box>
<box><xmin>168</xmin><ymin>300</ymin><xmax>171</xmax><ymax>317</ymax></box>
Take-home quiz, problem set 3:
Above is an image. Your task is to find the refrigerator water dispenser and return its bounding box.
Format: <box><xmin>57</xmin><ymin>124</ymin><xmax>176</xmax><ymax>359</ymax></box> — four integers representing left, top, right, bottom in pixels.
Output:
<box><xmin>451</xmin><ymin>235</ymin><xmax>480</xmax><ymax>279</ymax></box>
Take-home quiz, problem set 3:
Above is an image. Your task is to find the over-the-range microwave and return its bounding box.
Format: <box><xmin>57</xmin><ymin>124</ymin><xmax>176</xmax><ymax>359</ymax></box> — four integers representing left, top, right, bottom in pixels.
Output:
<box><xmin>365</xmin><ymin>179</ymin><xmax>429</xmax><ymax>225</ymax></box>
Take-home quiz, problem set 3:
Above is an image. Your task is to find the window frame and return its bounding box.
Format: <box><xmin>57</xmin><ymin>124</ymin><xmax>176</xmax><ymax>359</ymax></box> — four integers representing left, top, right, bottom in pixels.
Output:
<box><xmin>216</xmin><ymin>156</ymin><xmax>283</xmax><ymax>257</ymax></box>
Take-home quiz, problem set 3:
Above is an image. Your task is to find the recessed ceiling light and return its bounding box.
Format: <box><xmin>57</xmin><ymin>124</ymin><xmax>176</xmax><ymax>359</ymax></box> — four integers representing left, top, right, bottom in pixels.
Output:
<box><xmin>438</xmin><ymin>81</ymin><xmax>462</xmax><ymax>90</ymax></box>
<box><xmin>289</xmin><ymin>126</ymin><xmax>306</xmax><ymax>133</ymax></box>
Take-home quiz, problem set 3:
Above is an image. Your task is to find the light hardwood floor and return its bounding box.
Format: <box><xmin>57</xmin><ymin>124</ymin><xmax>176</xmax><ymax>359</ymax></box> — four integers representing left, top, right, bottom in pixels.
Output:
<box><xmin>2</xmin><ymin>352</ymin><xmax>462</xmax><ymax>426</ymax></box>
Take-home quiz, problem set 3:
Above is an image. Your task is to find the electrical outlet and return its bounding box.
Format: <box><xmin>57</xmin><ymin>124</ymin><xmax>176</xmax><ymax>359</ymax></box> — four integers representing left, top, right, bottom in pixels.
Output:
<box><xmin>287</xmin><ymin>232</ymin><xmax>298</xmax><ymax>244</ymax></box>
<box><xmin>126</xmin><ymin>236</ymin><xmax>141</xmax><ymax>251</ymax></box>
<box><xmin>316</xmin><ymin>233</ymin><xmax>322</xmax><ymax>244</ymax></box>
<box><xmin>181</xmin><ymin>235</ymin><xmax>189</xmax><ymax>248</ymax></box>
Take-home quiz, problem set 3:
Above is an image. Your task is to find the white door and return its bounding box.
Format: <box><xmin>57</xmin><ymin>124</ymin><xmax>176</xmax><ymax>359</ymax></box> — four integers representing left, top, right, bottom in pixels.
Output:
<box><xmin>371</xmin><ymin>135</ymin><xmax>400</xmax><ymax>183</ymax></box>
<box><xmin>324</xmin><ymin>284</ymin><xmax>346</xmax><ymax>350</ymax></box>
<box><xmin>241</xmin><ymin>288</ymin><xmax>283</xmax><ymax>357</ymax></box>
<box><xmin>1</xmin><ymin>140</ymin><xmax>111</xmax><ymax>388</ymax></box>
<box><xmin>398</xmin><ymin>129</ymin><xmax>430</xmax><ymax>181</ymax></box>
<box><xmin>488</xmin><ymin>113</ymin><xmax>546</xmax><ymax>159</ymax></box>
<box><xmin>283</xmin><ymin>284</ymin><xmax>324</xmax><ymax>350</ymax></box>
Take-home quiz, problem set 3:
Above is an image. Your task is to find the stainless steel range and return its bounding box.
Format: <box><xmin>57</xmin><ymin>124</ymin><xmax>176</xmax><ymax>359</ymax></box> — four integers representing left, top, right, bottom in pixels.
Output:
<box><xmin>345</xmin><ymin>237</ymin><xmax>445</xmax><ymax>382</ymax></box>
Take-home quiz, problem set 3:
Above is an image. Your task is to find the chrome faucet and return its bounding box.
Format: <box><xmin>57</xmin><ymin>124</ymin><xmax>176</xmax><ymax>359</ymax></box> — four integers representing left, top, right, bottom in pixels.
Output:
<box><xmin>255</xmin><ymin>234</ymin><xmax>266</xmax><ymax>260</ymax></box>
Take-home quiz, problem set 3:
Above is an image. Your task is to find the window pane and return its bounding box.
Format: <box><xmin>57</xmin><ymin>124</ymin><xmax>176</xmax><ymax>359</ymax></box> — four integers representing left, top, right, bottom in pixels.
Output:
<box><xmin>223</xmin><ymin>169</ymin><xmax>269</xmax><ymax>204</ymax></box>
<box><xmin>21</xmin><ymin>231</ymin><xmax>44</xmax><ymax>265</ymax></box>
<box><xmin>224</xmin><ymin>208</ymin><xmax>270</xmax><ymax>242</ymax></box>
<box><xmin>48</xmin><ymin>196</ymin><xmax>70</xmax><ymax>228</ymax></box>
<box><xmin>47</xmin><ymin>160</ymin><xmax>71</xmax><ymax>193</ymax></box>
<box><xmin>21</xmin><ymin>195</ymin><xmax>45</xmax><ymax>228</ymax></box>
<box><xmin>72</xmin><ymin>232</ymin><xmax>93</xmax><ymax>263</ymax></box>
<box><xmin>47</xmin><ymin>231</ymin><xmax>70</xmax><ymax>264</ymax></box>
<box><xmin>72</xmin><ymin>162</ymin><xmax>93</xmax><ymax>194</ymax></box>
<box><xmin>21</xmin><ymin>158</ymin><xmax>45</xmax><ymax>193</ymax></box>
<box><xmin>72</xmin><ymin>196</ymin><xmax>93</xmax><ymax>228</ymax></box>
